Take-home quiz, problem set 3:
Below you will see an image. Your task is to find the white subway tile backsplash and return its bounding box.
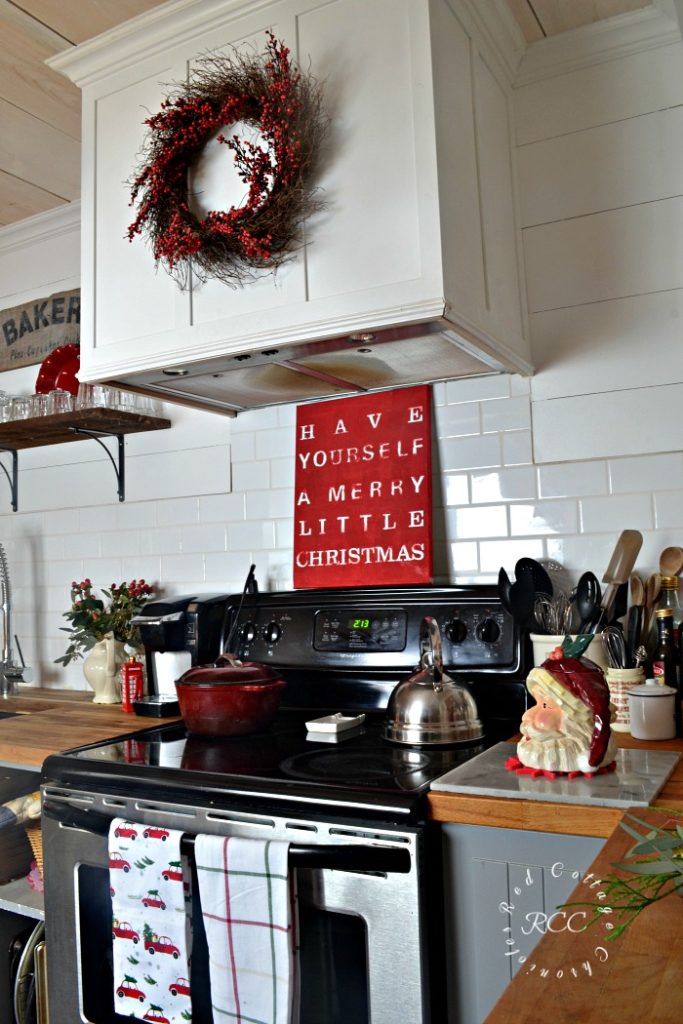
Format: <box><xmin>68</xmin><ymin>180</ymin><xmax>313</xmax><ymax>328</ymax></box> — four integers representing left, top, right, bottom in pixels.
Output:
<box><xmin>510</xmin><ymin>500</ymin><xmax>578</xmax><ymax>536</ymax></box>
<box><xmin>471</xmin><ymin>467</ymin><xmax>536</xmax><ymax>503</ymax></box>
<box><xmin>510</xmin><ymin>375</ymin><xmax>531</xmax><ymax>396</ymax></box>
<box><xmin>445</xmin><ymin>375</ymin><xmax>510</xmax><ymax>404</ymax></box>
<box><xmin>63</xmin><ymin>532</ymin><xmax>103</xmax><ymax>559</ymax></box>
<box><xmin>448</xmin><ymin>541</ymin><xmax>479</xmax><ymax>574</ymax></box>
<box><xmin>232</xmin><ymin>460</ymin><xmax>271</xmax><ymax>491</ymax></box>
<box><xmin>481</xmin><ymin>396</ymin><xmax>531</xmax><ymax>433</ymax></box>
<box><xmin>609</xmin><ymin>452</ymin><xmax>683</xmax><ymax>494</ymax></box>
<box><xmin>653</xmin><ymin>489</ymin><xmax>683</xmax><ymax>529</ymax></box>
<box><xmin>538</xmin><ymin>461</ymin><xmax>608</xmax><ymax>499</ymax></box>
<box><xmin>437</xmin><ymin>433</ymin><xmax>501</xmax><ymax>471</ymax></box>
<box><xmin>255</xmin><ymin>427</ymin><xmax>295</xmax><ymax>460</ymax></box>
<box><xmin>198</xmin><ymin>492</ymin><xmax>246</xmax><ymax>523</ymax></box>
<box><xmin>275</xmin><ymin>518</ymin><xmax>294</xmax><ymax>550</ymax></box>
<box><xmin>479</xmin><ymin>538</ymin><xmax>545</xmax><ymax>573</ymax></box>
<box><xmin>271</xmin><ymin>458</ymin><xmax>296</xmax><ymax>489</ymax></box>
<box><xmin>245</xmin><ymin>488</ymin><xmax>294</xmax><ymax>520</ymax></box>
<box><xmin>181</xmin><ymin>523</ymin><xmax>228</xmax><ymax>553</ymax></box>
<box><xmin>139</xmin><ymin>526</ymin><xmax>183</xmax><ymax>556</ymax></box>
<box><xmin>444</xmin><ymin>505</ymin><xmax>508</xmax><ymax>539</ymax></box>
<box><xmin>443</xmin><ymin>474</ymin><xmax>470</xmax><ymax>506</ymax></box>
<box><xmin>159</xmin><ymin>553</ymin><xmax>206</xmax><ymax>582</ymax></box>
<box><xmin>230</xmin><ymin>431</ymin><xmax>256</xmax><ymax>463</ymax></box>
<box><xmin>502</xmin><ymin>430</ymin><xmax>533</xmax><ymax>466</ymax></box>
<box><xmin>204</xmin><ymin>551</ymin><xmax>255</xmax><ymax>587</ymax></box>
<box><xmin>580</xmin><ymin>493</ymin><xmax>653</xmax><ymax>533</ymax></box>
<box><xmin>115</xmin><ymin>501</ymin><xmax>158</xmax><ymax>530</ymax></box>
<box><xmin>101</xmin><ymin>531</ymin><xmax>141</xmax><ymax>557</ymax></box>
<box><xmin>228</xmin><ymin>520</ymin><xmax>277</xmax><ymax>551</ymax></box>
<box><xmin>156</xmin><ymin>497</ymin><xmax>200</xmax><ymax>527</ymax></box>
<box><xmin>437</xmin><ymin>403</ymin><xmax>480</xmax><ymax>437</ymax></box>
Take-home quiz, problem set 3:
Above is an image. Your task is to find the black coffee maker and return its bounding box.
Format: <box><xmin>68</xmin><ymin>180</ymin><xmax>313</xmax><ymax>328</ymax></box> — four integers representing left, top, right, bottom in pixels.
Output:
<box><xmin>133</xmin><ymin>594</ymin><xmax>234</xmax><ymax>715</ymax></box>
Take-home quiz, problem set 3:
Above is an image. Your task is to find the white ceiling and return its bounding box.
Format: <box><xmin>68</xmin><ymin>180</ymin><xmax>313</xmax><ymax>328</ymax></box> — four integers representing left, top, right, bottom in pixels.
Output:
<box><xmin>0</xmin><ymin>0</ymin><xmax>659</xmax><ymax>230</ymax></box>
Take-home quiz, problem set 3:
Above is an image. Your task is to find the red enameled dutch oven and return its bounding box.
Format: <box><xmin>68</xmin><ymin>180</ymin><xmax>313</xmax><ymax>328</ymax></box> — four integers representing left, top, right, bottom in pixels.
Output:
<box><xmin>175</xmin><ymin>655</ymin><xmax>286</xmax><ymax>737</ymax></box>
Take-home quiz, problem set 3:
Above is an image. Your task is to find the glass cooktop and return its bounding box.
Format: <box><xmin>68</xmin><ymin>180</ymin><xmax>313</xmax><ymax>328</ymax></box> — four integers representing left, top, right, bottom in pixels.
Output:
<box><xmin>43</xmin><ymin>711</ymin><xmax>485</xmax><ymax>821</ymax></box>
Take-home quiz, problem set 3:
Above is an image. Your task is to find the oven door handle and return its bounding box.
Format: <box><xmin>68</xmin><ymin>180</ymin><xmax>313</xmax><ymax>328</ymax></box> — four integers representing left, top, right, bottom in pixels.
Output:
<box><xmin>42</xmin><ymin>799</ymin><xmax>412</xmax><ymax>874</ymax></box>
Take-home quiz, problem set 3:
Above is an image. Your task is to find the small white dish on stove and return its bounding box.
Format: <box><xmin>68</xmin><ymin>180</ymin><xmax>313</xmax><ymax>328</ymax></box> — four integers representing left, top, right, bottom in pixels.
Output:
<box><xmin>305</xmin><ymin>712</ymin><xmax>366</xmax><ymax>734</ymax></box>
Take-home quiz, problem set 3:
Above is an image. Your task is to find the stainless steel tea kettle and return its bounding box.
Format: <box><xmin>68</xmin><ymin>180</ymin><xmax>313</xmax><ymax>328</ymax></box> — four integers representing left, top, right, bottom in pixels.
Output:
<box><xmin>383</xmin><ymin>616</ymin><xmax>483</xmax><ymax>746</ymax></box>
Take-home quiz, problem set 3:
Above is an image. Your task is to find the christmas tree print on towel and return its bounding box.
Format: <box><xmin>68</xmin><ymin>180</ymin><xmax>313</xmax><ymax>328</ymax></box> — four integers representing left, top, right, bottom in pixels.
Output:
<box><xmin>109</xmin><ymin>818</ymin><xmax>192</xmax><ymax>1023</ymax></box>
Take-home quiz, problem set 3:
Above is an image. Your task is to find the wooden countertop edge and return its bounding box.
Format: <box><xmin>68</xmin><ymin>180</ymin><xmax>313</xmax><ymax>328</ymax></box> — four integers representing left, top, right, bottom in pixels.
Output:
<box><xmin>427</xmin><ymin>734</ymin><xmax>683</xmax><ymax>833</ymax></box>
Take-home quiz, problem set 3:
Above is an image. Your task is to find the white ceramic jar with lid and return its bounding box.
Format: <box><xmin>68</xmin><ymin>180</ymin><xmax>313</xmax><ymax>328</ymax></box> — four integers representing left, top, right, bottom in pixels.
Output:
<box><xmin>628</xmin><ymin>681</ymin><xmax>676</xmax><ymax>740</ymax></box>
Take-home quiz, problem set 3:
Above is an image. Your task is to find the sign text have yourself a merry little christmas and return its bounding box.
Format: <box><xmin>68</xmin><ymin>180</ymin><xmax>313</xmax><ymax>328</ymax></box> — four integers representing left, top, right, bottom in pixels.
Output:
<box><xmin>293</xmin><ymin>386</ymin><xmax>433</xmax><ymax>588</ymax></box>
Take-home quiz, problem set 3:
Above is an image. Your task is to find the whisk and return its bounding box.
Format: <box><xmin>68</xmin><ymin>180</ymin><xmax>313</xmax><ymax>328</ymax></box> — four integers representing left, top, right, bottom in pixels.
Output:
<box><xmin>533</xmin><ymin>592</ymin><xmax>573</xmax><ymax>635</ymax></box>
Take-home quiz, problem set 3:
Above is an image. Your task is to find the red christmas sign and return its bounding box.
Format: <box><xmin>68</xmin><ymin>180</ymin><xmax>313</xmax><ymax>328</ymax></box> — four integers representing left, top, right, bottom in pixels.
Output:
<box><xmin>294</xmin><ymin>385</ymin><xmax>433</xmax><ymax>589</ymax></box>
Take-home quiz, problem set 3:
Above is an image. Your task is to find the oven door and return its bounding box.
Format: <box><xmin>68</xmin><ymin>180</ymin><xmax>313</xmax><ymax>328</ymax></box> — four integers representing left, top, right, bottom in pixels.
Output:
<box><xmin>42</xmin><ymin>789</ymin><xmax>439</xmax><ymax>1024</ymax></box>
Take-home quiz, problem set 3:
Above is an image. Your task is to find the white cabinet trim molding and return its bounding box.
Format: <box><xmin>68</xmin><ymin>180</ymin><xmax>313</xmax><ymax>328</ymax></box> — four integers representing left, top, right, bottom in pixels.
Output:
<box><xmin>514</xmin><ymin>0</ymin><xmax>681</xmax><ymax>85</ymax></box>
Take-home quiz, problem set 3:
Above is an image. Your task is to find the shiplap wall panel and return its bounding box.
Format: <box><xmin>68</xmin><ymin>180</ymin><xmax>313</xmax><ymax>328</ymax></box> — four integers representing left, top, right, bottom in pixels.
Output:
<box><xmin>524</xmin><ymin>196</ymin><xmax>683</xmax><ymax>313</ymax></box>
<box><xmin>519</xmin><ymin>23</ymin><xmax>683</xmax><ymax>462</ymax></box>
<box><xmin>532</xmin><ymin>383</ymin><xmax>683</xmax><ymax>463</ymax></box>
<box><xmin>0</xmin><ymin>97</ymin><xmax>79</xmax><ymax>199</ymax></box>
<box><xmin>515</xmin><ymin>42</ymin><xmax>683</xmax><ymax>145</ymax></box>
<box><xmin>529</xmin><ymin>289</ymin><xmax>683</xmax><ymax>402</ymax></box>
<box><xmin>518</xmin><ymin>105</ymin><xmax>683</xmax><ymax>227</ymax></box>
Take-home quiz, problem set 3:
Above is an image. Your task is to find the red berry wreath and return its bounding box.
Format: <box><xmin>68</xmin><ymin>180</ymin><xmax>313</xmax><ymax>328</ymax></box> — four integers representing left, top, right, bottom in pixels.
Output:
<box><xmin>128</xmin><ymin>32</ymin><xmax>328</xmax><ymax>288</ymax></box>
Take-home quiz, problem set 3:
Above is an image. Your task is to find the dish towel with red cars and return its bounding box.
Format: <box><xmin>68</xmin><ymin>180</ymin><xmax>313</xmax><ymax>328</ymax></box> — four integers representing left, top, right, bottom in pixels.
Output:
<box><xmin>109</xmin><ymin>818</ymin><xmax>192</xmax><ymax>1023</ymax></box>
<box><xmin>195</xmin><ymin>835</ymin><xmax>298</xmax><ymax>1024</ymax></box>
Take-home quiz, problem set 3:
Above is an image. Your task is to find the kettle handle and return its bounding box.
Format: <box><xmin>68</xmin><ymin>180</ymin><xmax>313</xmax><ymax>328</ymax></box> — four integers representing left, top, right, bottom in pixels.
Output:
<box><xmin>420</xmin><ymin>616</ymin><xmax>444</xmax><ymax>691</ymax></box>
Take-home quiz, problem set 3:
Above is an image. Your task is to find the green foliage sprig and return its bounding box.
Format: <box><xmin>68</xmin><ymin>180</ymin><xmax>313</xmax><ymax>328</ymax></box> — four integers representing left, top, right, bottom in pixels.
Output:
<box><xmin>563</xmin><ymin>808</ymin><xmax>683</xmax><ymax>940</ymax></box>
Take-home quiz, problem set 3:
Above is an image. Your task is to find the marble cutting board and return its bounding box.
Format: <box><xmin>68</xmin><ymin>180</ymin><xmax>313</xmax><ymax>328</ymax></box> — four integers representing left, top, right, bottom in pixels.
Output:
<box><xmin>430</xmin><ymin>743</ymin><xmax>681</xmax><ymax>807</ymax></box>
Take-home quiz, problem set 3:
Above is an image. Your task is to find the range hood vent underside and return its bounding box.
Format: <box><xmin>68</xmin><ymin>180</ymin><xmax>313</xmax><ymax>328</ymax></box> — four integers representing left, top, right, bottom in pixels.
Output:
<box><xmin>132</xmin><ymin>329</ymin><xmax>506</xmax><ymax>413</ymax></box>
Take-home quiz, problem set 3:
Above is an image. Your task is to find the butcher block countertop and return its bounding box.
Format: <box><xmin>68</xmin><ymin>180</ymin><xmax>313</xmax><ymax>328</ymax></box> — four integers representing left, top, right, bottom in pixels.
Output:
<box><xmin>484</xmin><ymin>804</ymin><xmax>683</xmax><ymax>1024</ymax></box>
<box><xmin>427</xmin><ymin>733</ymin><xmax>683</xmax><ymax>836</ymax></box>
<box><xmin>0</xmin><ymin>687</ymin><xmax>181</xmax><ymax>768</ymax></box>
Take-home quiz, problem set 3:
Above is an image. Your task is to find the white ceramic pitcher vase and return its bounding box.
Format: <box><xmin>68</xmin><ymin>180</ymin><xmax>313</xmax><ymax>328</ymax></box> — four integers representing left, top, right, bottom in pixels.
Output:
<box><xmin>83</xmin><ymin>634</ymin><xmax>125</xmax><ymax>704</ymax></box>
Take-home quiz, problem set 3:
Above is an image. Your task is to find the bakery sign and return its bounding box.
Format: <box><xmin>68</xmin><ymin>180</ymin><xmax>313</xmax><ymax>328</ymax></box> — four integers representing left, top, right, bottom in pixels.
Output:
<box><xmin>0</xmin><ymin>288</ymin><xmax>80</xmax><ymax>373</ymax></box>
<box><xmin>294</xmin><ymin>384</ymin><xmax>433</xmax><ymax>588</ymax></box>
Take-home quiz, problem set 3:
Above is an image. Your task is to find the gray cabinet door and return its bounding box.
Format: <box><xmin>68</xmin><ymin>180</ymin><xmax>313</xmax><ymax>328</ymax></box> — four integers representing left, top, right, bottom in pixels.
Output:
<box><xmin>442</xmin><ymin>824</ymin><xmax>604</xmax><ymax>1024</ymax></box>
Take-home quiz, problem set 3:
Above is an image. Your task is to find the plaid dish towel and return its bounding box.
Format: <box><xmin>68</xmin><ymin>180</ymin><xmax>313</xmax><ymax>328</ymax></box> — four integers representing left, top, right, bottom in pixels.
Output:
<box><xmin>195</xmin><ymin>835</ymin><xmax>297</xmax><ymax>1024</ymax></box>
<box><xmin>109</xmin><ymin>818</ymin><xmax>193</xmax><ymax>1023</ymax></box>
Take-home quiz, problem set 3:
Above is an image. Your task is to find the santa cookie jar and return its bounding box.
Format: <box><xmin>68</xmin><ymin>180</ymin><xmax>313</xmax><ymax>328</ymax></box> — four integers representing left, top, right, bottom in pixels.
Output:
<box><xmin>517</xmin><ymin>635</ymin><xmax>618</xmax><ymax>775</ymax></box>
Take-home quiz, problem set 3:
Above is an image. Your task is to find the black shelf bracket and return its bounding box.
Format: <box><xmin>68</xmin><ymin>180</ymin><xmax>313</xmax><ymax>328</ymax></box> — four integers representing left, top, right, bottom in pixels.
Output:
<box><xmin>69</xmin><ymin>427</ymin><xmax>126</xmax><ymax>502</ymax></box>
<box><xmin>0</xmin><ymin>449</ymin><xmax>18</xmax><ymax>511</ymax></box>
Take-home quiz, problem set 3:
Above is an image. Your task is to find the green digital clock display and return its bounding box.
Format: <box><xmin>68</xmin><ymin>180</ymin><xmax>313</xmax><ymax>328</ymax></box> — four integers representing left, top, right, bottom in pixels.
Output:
<box><xmin>350</xmin><ymin>618</ymin><xmax>371</xmax><ymax>630</ymax></box>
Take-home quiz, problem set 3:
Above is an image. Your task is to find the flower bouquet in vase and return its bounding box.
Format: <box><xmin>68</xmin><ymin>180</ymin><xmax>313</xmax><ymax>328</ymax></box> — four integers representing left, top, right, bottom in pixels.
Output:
<box><xmin>56</xmin><ymin>579</ymin><xmax>155</xmax><ymax>703</ymax></box>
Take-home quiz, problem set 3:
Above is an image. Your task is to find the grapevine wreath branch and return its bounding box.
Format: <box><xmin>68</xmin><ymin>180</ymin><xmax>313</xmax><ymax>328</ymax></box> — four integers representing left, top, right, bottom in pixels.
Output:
<box><xmin>127</xmin><ymin>31</ymin><xmax>328</xmax><ymax>288</ymax></box>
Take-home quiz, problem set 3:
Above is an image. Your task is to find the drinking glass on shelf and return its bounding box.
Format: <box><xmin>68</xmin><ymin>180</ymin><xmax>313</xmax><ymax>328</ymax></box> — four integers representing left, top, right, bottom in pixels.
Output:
<box><xmin>46</xmin><ymin>389</ymin><xmax>74</xmax><ymax>414</ymax></box>
<box><xmin>30</xmin><ymin>393</ymin><xmax>48</xmax><ymax>417</ymax></box>
<box><xmin>0</xmin><ymin>391</ymin><xmax>10</xmax><ymax>422</ymax></box>
<box><xmin>9</xmin><ymin>396</ymin><xmax>31</xmax><ymax>419</ymax></box>
<box><xmin>75</xmin><ymin>383</ymin><xmax>94</xmax><ymax>409</ymax></box>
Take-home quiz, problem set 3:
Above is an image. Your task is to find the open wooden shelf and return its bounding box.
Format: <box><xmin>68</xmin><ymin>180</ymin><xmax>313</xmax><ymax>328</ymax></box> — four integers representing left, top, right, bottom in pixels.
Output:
<box><xmin>0</xmin><ymin>408</ymin><xmax>170</xmax><ymax>450</ymax></box>
<box><xmin>0</xmin><ymin>408</ymin><xmax>172</xmax><ymax>508</ymax></box>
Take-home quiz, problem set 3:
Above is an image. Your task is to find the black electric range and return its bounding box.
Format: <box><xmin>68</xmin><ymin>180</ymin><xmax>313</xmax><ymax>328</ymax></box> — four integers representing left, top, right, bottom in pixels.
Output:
<box><xmin>43</xmin><ymin>585</ymin><xmax>529</xmax><ymax>823</ymax></box>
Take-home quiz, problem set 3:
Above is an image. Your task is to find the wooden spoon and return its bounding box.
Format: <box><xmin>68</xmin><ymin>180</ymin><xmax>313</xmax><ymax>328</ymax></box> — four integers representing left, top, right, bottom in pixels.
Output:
<box><xmin>659</xmin><ymin>545</ymin><xmax>683</xmax><ymax>577</ymax></box>
<box><xmin>629</xmin><ymin>573</ymin><xmax>644</xmax><ymax>607</ymax></box>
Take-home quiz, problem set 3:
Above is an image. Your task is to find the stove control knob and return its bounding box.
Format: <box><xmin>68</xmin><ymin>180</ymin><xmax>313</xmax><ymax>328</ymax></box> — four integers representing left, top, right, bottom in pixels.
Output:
<box><xmin>264</xmin><ymin>621</ymin><xmax>282</xmax><ymax>645</ymax></box>
<box><xmin>240</xmin><ymin>621</ymin><xmax>257</xmax><ymax>644</ymax></box>
<box><xmin>476</xmin><ymin>617</ymin><xmax>501</xmax><ymax>644</ymax></box>
<box><xmin>445</xmin><ymin>618</ymin><xmax>467</xmax><ymax>644</ymax></box>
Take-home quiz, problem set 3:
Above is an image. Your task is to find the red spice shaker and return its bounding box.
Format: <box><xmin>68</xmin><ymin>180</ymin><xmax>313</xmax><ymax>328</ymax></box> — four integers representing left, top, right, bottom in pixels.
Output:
<box><xmin>121</xmin><ymin>656</ymin><xmax>144</xmax><ymax>713</ymax></box>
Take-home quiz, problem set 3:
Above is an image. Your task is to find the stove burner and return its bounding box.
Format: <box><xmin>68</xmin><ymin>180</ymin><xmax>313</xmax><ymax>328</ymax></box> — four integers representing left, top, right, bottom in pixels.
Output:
<box><xmin>280</xmin><ymin>748</ymin><xmax>432</xmax><ymax>787</ymax></box>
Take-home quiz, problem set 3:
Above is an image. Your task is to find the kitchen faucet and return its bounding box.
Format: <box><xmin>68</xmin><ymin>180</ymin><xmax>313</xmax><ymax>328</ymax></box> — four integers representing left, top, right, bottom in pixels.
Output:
<box><xmin>0</xmin><ymin>543</ymin><xmax>26</xmax><ymax>696</ymax></box>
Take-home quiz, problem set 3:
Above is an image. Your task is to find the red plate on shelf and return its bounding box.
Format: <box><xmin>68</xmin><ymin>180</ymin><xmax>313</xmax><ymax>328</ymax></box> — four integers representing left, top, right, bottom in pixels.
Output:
<box><xmin>35</xmin><ymin>344</ymin><xmax>80</xmax><ymax>396</ymax></box>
